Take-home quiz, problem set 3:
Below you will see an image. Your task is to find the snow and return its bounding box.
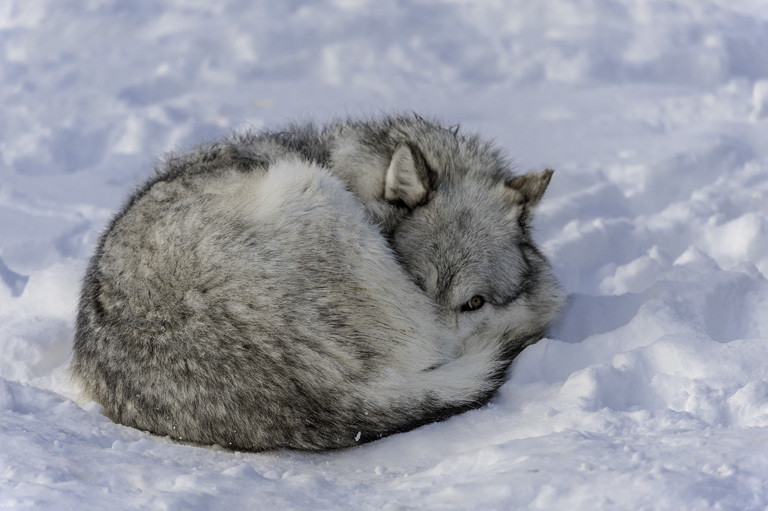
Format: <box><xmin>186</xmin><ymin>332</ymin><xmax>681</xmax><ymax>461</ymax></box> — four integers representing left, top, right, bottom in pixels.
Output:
<box><xmin>2</xmin><ymin>0</ymin><xmax>768</xmax><ymax>508</ymax></box>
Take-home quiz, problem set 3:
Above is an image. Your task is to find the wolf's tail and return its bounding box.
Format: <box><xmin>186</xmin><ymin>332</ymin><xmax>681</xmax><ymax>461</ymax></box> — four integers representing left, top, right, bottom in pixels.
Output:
<box><xmin>367</xmin><ymin>332</ymin><xmax>511</xmax><ymax>434</ymax></box>
<box><xmin>421</xmin><ymin>332</ymin><xmax>510</xmax><ymax>407</ymax></box>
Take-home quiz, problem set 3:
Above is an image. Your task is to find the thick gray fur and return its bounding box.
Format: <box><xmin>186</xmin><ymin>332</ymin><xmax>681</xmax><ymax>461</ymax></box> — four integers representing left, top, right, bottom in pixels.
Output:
<box><xmin>71</xmin><ymin>114</ymin><xmax>564</xmax><ymax>451</ymax></box>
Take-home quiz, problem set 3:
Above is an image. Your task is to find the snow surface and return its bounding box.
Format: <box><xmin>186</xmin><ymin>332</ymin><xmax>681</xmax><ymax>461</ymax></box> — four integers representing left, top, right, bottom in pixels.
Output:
<box><xmin>2</xmin><ymin>0</ymin><xmax>768</xmax><ymax>509</ymax></box>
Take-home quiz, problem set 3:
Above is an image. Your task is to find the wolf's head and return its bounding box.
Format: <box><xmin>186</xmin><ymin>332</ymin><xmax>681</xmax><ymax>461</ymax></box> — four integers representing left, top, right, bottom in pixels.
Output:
<box><xmin>361</xmin><ymin>117</ymin><xmax>564</xmax><ymax>357</ymax></box>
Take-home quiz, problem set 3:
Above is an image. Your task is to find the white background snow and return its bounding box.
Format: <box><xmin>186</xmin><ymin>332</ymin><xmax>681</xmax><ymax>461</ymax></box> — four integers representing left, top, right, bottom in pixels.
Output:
<box><xmin>2</xmin><ymin>0</ymin><xmax>768</xmax><ymax>509</ymax></box>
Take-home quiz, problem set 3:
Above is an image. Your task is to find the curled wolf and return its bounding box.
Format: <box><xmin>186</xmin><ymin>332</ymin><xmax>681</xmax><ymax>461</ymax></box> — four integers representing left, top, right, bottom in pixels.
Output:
<box><xmin>71</xmin><ymin>115</ymin><xmax>563</xmax><ymax>451</ymax></box>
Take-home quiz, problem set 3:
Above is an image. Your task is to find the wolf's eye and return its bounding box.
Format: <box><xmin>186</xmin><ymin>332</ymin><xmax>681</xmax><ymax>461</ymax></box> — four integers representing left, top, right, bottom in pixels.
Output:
<box><xmin>462</xmin><ymin>295</ymin><xmax>485</xmax><ymax>312</ymax></box>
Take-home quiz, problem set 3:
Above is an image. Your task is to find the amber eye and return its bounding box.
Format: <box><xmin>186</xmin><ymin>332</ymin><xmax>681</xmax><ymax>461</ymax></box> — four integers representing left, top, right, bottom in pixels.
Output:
<box><xmin>462</xmin><ymin>295</ymin><xmax>486</xmax><ymax>312</ymax></box>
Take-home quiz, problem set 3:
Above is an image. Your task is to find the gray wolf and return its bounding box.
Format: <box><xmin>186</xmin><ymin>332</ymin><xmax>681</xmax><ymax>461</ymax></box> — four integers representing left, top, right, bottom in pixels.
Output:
<box><xmin>70</xmin><ymin>115</ymin><xmax>563</xmax><ymax>451</ymax></box>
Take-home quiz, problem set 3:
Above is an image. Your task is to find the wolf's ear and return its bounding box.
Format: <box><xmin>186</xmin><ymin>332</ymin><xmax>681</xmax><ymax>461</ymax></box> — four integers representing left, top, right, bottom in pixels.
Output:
<box><xmin>505</xmin><ymin>169</ymin><xmax>554</xmax><ymax>208</ymax></box>
<box><xmin>384</xmin><ymin>143</ymin><xmax>432</xmax><ymax>208</ymax></box>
